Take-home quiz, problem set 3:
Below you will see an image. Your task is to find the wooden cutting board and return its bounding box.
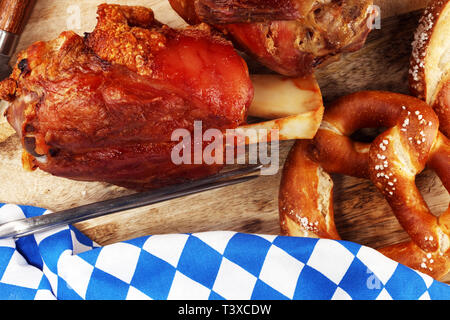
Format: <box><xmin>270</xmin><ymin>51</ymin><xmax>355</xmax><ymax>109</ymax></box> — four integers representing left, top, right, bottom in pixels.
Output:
<box><xmin>1</xmin><ymin>0</ymin><xmax>448</xmax><ymax>281</ymax></box>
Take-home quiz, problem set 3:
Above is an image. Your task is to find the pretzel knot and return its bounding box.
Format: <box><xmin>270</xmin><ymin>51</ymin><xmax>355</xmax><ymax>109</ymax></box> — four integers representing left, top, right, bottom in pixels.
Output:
<box><xmin>279</xmin><ymin>91</ymin><xmax>450</xmax><ymax>280</ymax></box>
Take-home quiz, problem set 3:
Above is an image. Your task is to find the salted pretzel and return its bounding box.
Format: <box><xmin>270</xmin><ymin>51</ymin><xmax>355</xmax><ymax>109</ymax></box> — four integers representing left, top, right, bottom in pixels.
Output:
<box><xmin>279</xmin><ymin>91</ymin><xmax>450</xmax><ymax>280</ymax></box>
<box><xmin>409</xmin><ymin>0</ymin><xmax>450</xmax><ymax>138</ymax></box>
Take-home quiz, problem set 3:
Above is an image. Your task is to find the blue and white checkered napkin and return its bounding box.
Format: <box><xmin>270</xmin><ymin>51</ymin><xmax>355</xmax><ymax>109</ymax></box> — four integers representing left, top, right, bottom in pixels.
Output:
<box><xmin>0</xmin><ymin>203</ymin><xmax>449</xmax><ymax>300</ymax></box>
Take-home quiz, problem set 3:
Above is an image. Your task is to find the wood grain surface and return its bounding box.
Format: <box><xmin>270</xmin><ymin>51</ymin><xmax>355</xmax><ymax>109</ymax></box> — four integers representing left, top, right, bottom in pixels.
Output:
<box><xmin>0</xmin><ymin>0</ymin><xmax>448</xmax><ymax>281</ymax></box>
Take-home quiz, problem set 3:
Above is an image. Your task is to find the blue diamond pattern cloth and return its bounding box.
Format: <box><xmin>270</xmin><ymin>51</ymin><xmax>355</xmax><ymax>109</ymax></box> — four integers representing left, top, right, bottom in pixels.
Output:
<box><xmin>0</xmin><ymin>203</ymin><xmax>449</xmax><ymax>300</ymax></box>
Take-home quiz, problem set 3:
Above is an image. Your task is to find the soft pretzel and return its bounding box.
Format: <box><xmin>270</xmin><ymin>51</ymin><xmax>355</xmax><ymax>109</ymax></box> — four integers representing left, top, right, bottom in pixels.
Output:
<box><xmin>279</xmin><ymin>91</ymin><xmax>450</xmax><ymax>280</ymax></box>
<box><xmin>409</xmin><ymin>0</ymin><xmax>450</xmax><ymax>138</ymax></box>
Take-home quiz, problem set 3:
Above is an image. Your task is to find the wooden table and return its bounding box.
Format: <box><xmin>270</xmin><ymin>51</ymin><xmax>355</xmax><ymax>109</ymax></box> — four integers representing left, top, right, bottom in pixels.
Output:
<box><xmin>0</xmin><ymin>0</ymin><xmax>448</xmax><ymax>281</ymax></box>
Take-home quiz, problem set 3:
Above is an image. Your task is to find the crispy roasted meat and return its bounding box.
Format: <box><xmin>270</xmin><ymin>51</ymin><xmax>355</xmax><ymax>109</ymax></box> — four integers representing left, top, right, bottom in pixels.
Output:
<box><xmin>169</xmin><ymin>0</ymin><xmax>377</xmax><ymax>76</ymax></box>
<box><xmin>0</xmin><ymin>4</ymin><xmax>254</xmax><ymax>189</ymax></box>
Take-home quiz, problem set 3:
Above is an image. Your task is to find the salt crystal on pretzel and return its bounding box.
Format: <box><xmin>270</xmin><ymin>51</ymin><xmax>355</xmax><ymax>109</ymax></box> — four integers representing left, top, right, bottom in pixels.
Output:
<box><xmin>409</xmin><ymin>0</ymin><xmax>450</xmax><ymax>138</ymax></box>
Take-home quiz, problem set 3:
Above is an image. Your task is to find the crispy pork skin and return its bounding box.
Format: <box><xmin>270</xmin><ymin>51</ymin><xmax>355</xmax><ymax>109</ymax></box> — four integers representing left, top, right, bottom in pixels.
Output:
<box><xmin>169</xmin><ymin>0</ymin><xmax>376</xmax><ymax>76</ymax></box>
<box><xmin>0</xmin><ymin>4</ymin><xmax>253</xmax><ymax>189</ymax></box>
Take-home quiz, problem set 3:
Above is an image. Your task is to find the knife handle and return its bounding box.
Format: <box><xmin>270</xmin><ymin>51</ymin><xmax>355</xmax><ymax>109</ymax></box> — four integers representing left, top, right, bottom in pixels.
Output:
<box><xmin>0</xmin><ymin>0</ymin><xmax>36</xmax><ymax>35</ymax></box>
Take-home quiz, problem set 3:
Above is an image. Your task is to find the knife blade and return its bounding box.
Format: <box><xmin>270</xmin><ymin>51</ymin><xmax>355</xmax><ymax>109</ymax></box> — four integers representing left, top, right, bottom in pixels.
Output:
<box><xmin>0</xmin><ymin>29</ymin><xmax>18</xmax><ymax>80</ymax></box>
<box><xmin>0</xmin><ymin>58</ymin><xmax>11</xmax><ymax>81</ymax></box>
<box><xmin>0</xmin><ymin>38</ymin><xmax>14</xmax><ymax>81</ymax></box>
<box><xmin>0</xmin><ymin>164</ymin><xmax>263</xmax><ymax>239</ymax></box>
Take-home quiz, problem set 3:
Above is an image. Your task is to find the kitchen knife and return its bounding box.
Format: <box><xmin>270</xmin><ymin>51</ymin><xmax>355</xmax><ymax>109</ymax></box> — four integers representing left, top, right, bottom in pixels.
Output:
<box><xmin>0</xmin><ymin>0</ymin><xmax>36</xmax><ymax>81</ymax></box>
<box><xmin>0</xmin><ymin>164</ymin><xmax>263</xmax><ymax>239</ymax></box>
